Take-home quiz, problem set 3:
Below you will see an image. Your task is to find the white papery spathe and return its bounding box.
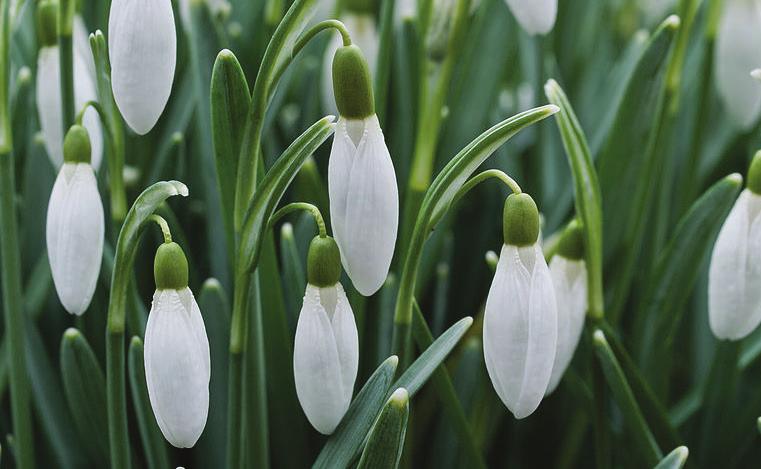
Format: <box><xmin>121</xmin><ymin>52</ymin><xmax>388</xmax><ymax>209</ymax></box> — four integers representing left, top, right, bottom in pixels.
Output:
<box><xmin>328</xmin><ymin>116</ymin><xmax>398</xmax><ymax>296</ymax></box>
<box><xmin>109</xmin><ymin>0</ymin><xmax>177</xmax><ymax>135</ymax></box>
<box><xmin>144</xmin><ymin>287</ymin><xmax>210</xmax><ymax>448</ymax></box>
<box><xmin>294</xmin><ymin>283</ymin><xmax>359</xmax><ymax>435</ymax></box>
<box><xmin>46</xmin><ymin>163</ymin><xmax>104</xmax><ymax>315</ymax></box>
<box><xmin>36</xmin><ymin>27</ymin><xmax>104</xmax><ymax>170</ymax></box>
<box><xmin>714</xmin><ymin>0</ymin><xmax>761</xmax><ymax>130</ymax></box>
<box><xmin>504</xmin><ymin>0</ymin><xmax>557</xmax><ymax>35</ymax></box>
<box><xmin>322</xmin><ymin>13</ymin><xmax>379</xmax><ymax>116</ymax></box>
<box><xmin>546</xmin><ymin>256</ymin><xmax>587</xmax><ymax>395</ymax></box>
<box><xmin>708</xmin><ymin>189</ymin><xmax>761</xmax><ymax>340</ymax></box>
<box><xmin>483</xmin><ymin>243</ymin><xmax>558</xmax><ymax>419</ymax></box>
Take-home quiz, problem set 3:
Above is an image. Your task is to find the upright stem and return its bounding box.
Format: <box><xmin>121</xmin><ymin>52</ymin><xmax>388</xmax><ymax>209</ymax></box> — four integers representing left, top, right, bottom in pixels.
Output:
<box><xmin>0</xmin><ymin>1</ymin><xmax>34</xmax><ymax>466</ymax></box>
<box><xmin>58</xmin><ymin>0</ymin><xmax>75</xmax><ymax>132</ymax></box>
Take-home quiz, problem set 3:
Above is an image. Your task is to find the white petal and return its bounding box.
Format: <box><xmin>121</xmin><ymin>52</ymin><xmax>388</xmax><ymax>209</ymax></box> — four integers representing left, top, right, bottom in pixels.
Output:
<box><xmin>294</xmin><ymin>284</ymin><xmax>358</xmax><ymax>434</ymax></box>
<box><xmin>504</xmin><ymin>0</ymin><xmax>557</xmax><ymax>35</ymax></box>
<box><xmin>144</xmin><ymin>288</ymin><xmax>210</xmax><ymax>448</ymax></box>
<box><xmin>37</xmin><ymin>47</ymin><xmax>64</xmax><ymax>169</ymax></box>
<box><xmin>714</xmin><ymin>0</ymin><xmax>761</xmax><ymax>130</ymax></box>
<box><xmin>321</xmin><ymin>13</ymin><xmax>379</xmax><ymax>116</ymax></box>
<box><xmin>546</xmin><ymin>257</ymin><xmax>587</xmax><ymax>394</ymax></box>
<box><xmin>483</xmin><ymin>244</ymin><xmax>557</xmax><ymax>419</ymax></box>
<box><xmin>329</xmin><ymin>116</ymin><xmax>398</xmax><ymax>296</ymax></box>
<box><xmin>109</xmin><ymin>0</ymin><xmax>176</xmax><ymax>135</ymax></box>
<box><xmin>709</xmin><ymin>190</ymin><xmax>761</xmax><ymax>339</ymax></box>
<box><xmin>46</xmin><ymin>163</ymin><xmax>104</xmax><ymax>315</ymax></box>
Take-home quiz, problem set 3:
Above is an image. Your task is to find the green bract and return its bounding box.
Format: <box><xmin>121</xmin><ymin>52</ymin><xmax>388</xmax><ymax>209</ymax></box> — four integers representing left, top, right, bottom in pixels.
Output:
<box><xmin>306</xmin><ymin>236</ymin><xmax>342</xmax><ymax>287</ymax></box>
<box><xmin>557</xmin><ymin>219</ymin><xmax>585</xmax><ymax>260</ymax></box>
<box><xmin>63</xmin><ymin>125</ymin><xmax>91</xmax><ymax>164</ymax></box>
<box><xmin>154</xmin><ymin>242</ymin><xmax>189</xmax><ymax>290</ymax></box>
<box><xmin>36</xmin><ymin>1</ymin><xmax>58</xmax><ymax>47</ymax></box>
<box><xmin>502</xmin><ymin>193</ymin><xmax>540</xmax><ymax>247</ymax></box>
<box><xmin>333</xmin><ymin>45</ymin><xmax>375</xmax><ymax>119</ymax></box>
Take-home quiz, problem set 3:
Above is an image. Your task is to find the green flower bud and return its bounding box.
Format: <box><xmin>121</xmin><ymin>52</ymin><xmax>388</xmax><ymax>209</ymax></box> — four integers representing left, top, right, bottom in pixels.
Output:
<box><xmin>503</xmin><ymin>193</ymin><xmax>540</xmax><ymax>247</ymax></box>
<box><xmin>307</xmin><ymin>236</ymin><xmax>342</xmax><ymax>287</ymax></box>
<box><xmin>332</xmin><ymin>45</ymin><xmax>375</xmax><ymax>119</ymax></box>
<box><xmin>154</xmin><ymin>242</ymin><xmax>189</xmax><ymax>290</ymax></box>
<box><xmin>556</xmin><ymin>219</ymin><xmax>585</xmax><ymax>260</ymax></box>
<box><xmin>344</xmin><ymin>0</ymin><xmax>375</xmax><ymax>14</ymax></box>
<box><xmin>747</xmin><ymin>150</ymin><xmax>761</xmax><ymax>195</ymax></box>
<box><xmin>63</xmin><ymin>125</ymin><xmax>92</xmax><ymax>164</ymax></box>
<box><xmin>37</xmin><ymin>0</ymin><xmax>59</xmax><ymax>48</ymax></box>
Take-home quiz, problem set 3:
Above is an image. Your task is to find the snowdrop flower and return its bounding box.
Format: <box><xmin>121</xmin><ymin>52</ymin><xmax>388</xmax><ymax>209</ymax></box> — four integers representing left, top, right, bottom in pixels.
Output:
<box><xmin>504</xmin><ymin>0</ymin><xmax>557</xmax><ymax>35</ymax></box>
<box><xmin>483</xmin><ymin>193</ymin><xmax>558</xmax><ymax>418</ymax></box>
<box><xmin>709</xmin><ymin>161</ymin><xmax>761</xmax><ymax>340</ymax></box>
<box><xmin>294</xmin><ymin>236</ymin><xmax>359</xmax><ymax>434</ymax></box>
<box><xmin>46</xmin><ymin>126</ymin><xmax>104</xmax><ymax>315</ymax></box>
<box><xmin>36</xmin><ymin>3</ymin><xmax>103</xmax><ymax>170</ymax></box>
<box><xmin>322</xmin><ymin>13</ymin><xmax>379</xmax><ymax>117</ymax></box>
<box><xmin>328</xmin><ymin>43</ymin><xmax>398</xmax><ymax>296</ymax></box>
<box><xmin>109</xmin><ymin>0</ymin><xmax>176</xmax><ymax>134</ymax></box>
<box><xmin>145</xmin><ymin>241</ymin><xmax>210</xmax><ymax>448</ymax></box>
<box><xmin>546</xmin><ymin>220</ymin><xmax>588</xmax><ymax>395</ymax></box>
<box><xmin>714</xmin><ymin>0</ymin><xmax>761</xmax><ymax>130</ymax></box>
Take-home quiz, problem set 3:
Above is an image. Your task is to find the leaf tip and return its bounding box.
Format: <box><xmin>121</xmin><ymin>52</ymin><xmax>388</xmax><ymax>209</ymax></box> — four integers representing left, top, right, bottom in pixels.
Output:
<box><xmin>387</xmin><ymin>355</ymin><xmax>399</xmax><ymax>368</ymax></box>
<box><xmin>63</xmin><ymin>327</ymin><xmax>80</xmax><ymax>341</ymax></box>
<box><xmin>169</xmin><ymin>180</ymin><xmax>189</xmax><ymax>197</ymax></box>
<box><xmin>674</xmin><ymin>446</ymin><xmax>689</xmax><ymax>462</ymax></box>
<box><xmin>726</xmin><ymin>172</ymin><xmax>743</xmax><ymax>187</ymax></box>
<box><xmin>129</xmin><ymin>336</ymin><xmax>143</xmax><ymax>348</ymax></box>
<box><xmin>663</xmin><ymin>14</ymin><xmax>680</xmax><ymax>31</ymax></box>
<box><xmin>592</xmin><ymin>329</ymin><xmax>606</xmax><ymax>345</ymax></box>
<box><xmin>389</xmin><ymin>388</ymin><xmax>409</xmax><ymax>408</ymax></box>
<box><xmin>201</xmin><ymin>277</ymin><xmax>223</xmax><ymax>292</ymax></box>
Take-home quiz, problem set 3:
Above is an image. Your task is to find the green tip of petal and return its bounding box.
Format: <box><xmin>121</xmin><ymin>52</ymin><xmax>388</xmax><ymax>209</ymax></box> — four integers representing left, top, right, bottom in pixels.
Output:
<box><xmin>63</xmin><ymin>125</ymin><xmax>92</xmax><ymax>164</ymax></box>
<box><xmin>154</xmin><ymin>242</ymin><xmax>189</xmax><ymax>290</ymax></box>
<box><xmin>307</xmin><ymin>236</ymin><xmax>343</xmax><ymax>287</ymax></box>
<box><xmin>503</xmin><ymin>193</ymin><xmax>541</xmax><ymax>246</ymax></box>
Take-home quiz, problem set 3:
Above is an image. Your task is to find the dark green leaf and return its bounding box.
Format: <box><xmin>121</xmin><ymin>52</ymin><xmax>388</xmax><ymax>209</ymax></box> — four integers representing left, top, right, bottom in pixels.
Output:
<box><xmin>357</xmin><ymin>388</ymin><xmax>409</xmax><ymax>469</ymax></box>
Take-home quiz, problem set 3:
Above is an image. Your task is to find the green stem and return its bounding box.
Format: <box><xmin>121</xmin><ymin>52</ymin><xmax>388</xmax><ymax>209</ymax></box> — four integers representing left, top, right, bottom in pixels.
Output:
<box><xmin>106</xmin><ymin>330</ymin><xmax>130</xmax><ymax>469</ymax></box>
<box><xmin>449</xmin><ymin>169</ymin><xmax>522</xmax><ymax>209</ymax></box>
<box><xmin>0</xmin><ymin>1</ymin><xmax>33</xmax><ymax>466</ymax></box>
<box><xmin>147</xmin><ymin>214</ymin><xmax>172</xmax><ymax>244</ymax></box>
<box><xmin>374</xmin><ymin>0</ymin><xmax>396</xmax><ymax>123</ymax></box>
<box><xmin>269</xmin><ymin>202</ymin><xmax>327</xmax><ymax>238</ymax></box>
<box><xmin>293</xmin><ymin>19</ymin><xmax>351</xmax><ymax>54</ymax></box>
<box><xmin>58</xmin><ymin>0</ymin><xmax>75</xmax><ymax>132</ymax></box>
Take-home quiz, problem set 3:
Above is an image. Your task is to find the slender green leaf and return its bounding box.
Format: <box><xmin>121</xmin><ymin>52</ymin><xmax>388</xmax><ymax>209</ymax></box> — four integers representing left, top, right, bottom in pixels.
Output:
<box><xmin>545</xmin><ymin>78</ymin><xmax>604</xmax><ymax>318</ymax></box>
<box><xmin>592</xmin><ymin>329</ymin><xmax>662</xmax><ymax>466</ymax></box>
<box><xmin>127</xmin><ymin>337</ymin><xmax>170</xmax><ymax>469</ymax></box>
<box><xmin>60</xmin><ymin>329</ymin><xmax>109</xmax><ymax>465</ymax></box>
<box><xmin>654</xmin><ymin>446</ymin><xmax>689</xmax><ymax>469</ymax></box>
<box><xmin>314</xmin><ymin>355</ymin><xmax>399</xmax><ymax>469</ymax></box>
<box><xmin>211</xmin><ymin>48</ymin><xmax>251</xmax><ymax>251</ymax></box>
<box><xmin>279</xmin><ymin>222</ymin><xmax>305</xmax><ymax>332</ymax></box>
<box><xmin>357</xmin><ymin>388</ymin><xmax>409</xmax><ymax>469</ymax></box>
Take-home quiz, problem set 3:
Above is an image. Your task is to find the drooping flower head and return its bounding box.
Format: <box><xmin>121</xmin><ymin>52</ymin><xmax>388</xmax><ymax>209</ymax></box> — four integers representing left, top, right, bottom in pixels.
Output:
<box><xmin>46</xmin><ymin>125</ymin><xmax>104</xmax><ymax>315</ymax></box>
<box><xmin>546</xmin><ymin>219</ymin><xmax>588</xmax><ymax>395</ymax></box>
<box><xmin>328</xmin><ymin>43</ymin><xmax>398</xmax><ymax>296</ymax></box>
<box><xmin>144</xmin><ymin>241</ymin><xmax>210</xmax><ymax>448</ymax></box>
<box><xmin>504</xmin><ymin>0</ymin><xmax>557</xmax><ymax>36</ymax></box>
<box><xmin>109</xmin><ymin>0</ymin><xmax>176</xmax><ymax>134</ymax></box>
<box><xmin>483</xmin><ymin>193</ymin><xmax>558</xmax><ymax>418</ymax></box>
<box><xmin>709</xmin><ymin>156</ymin><xmax>761</xmax><ymax>340</ymax></box>
<box><xmin>294</xmin><ymin>235</ymin><xmax>359</xmax><ymax>434</ymax></box>
<box><xmin>714</xmin><ymin>0</ymin><xmax>761</xmax><ymax>130</ymax></box>
<box><xmin>36</xmin><ymin>2</ymin><xmax>103</xmax><ymax>170</ymax></box>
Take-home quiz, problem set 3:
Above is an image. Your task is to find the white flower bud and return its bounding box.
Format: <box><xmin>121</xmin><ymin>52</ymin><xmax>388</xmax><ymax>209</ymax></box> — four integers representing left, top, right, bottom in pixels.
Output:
<box><xmin>108</xmin><ymin>0</ymin><xmax>176</xmax><ymax>135</ymax></box>
<box><xmin>504</xmin><ymin>0</ymin><xmax>557</xmax><ymax>36</ymax></box>
<box><xmin>294</xmin><ymin>283</ymin><xmax>359</xmax><ymax>434</ymax></box>
<box><xmin>483</xmin><ymin>243</ymin><xmax>557</xmax><ymax>418</ymax></box>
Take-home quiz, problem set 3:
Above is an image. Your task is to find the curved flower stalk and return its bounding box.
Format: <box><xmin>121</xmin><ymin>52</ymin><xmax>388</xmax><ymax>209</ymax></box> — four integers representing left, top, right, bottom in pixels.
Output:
<box><xmin>322</xmin><ymin>12</ymin><xmax>379</xmax><ymax>116</ymax></box>
<box><xmin>714</xmin><ymin>0</ymin><xmax>761</xmax><ymax>130</ymax></box>
<box><xmin>294</xmin><ymin>235</ymin><xmax>359</xmax><ymax>434</ymax></box>
<box><xmin>36</xmin><ymin>3</ymin><xmax>103</xmax><ymax>170</ymax></box>
<box><xmin>483</xmin><ymin>193</ymin><xmax>557</xmax><ymax>418</ymax></box>
<box><xmin>709</xmin><ymin>152</ymin><xmax>761</xmax><ymax>340</ymax></box>
<box><xmin>546</xmin><ymin>220</ymin><xmax>587</xmax><ymax>395</ymax></box>
<box><xmin>504</xmin><ymin>0</ymin><xmax>557</xmax><ymax>36</ymax></box>
<box><xmin>328</xmin><ymin>43</ymin><xmax>398</xmax><ymax>296</ymax></box>
<box><xmin>46</xmin><ymin>125</ymin><xmax>104</xmax><ymax>315</ymax></box>
<box><xmin>108</xmin><ymin>0</ymin><xmax>176</xmax><ymax>135</ymax></box>
<box><xmin>145</xmin><ymin>240</ymin><xmax>210</xmax><ymax>448</ymax></box>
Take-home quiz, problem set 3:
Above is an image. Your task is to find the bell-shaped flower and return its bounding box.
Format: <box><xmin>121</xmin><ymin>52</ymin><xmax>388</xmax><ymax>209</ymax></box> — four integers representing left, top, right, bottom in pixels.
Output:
<box><xmin>546</xmin><ymin>220</ymin><xmax>588</xmax><ymax>395</ymax></box>
<box><xmin>46</xmin><ymin>126</ymin><xmax>104</xmax><ymax>315</ymax></box>
<box><xmin>36</xmin><ymin>4</ymin><xmax>103</xmax><ymax>170</ymax></box>
<box><xmin>714</xmin><ymin>0</ymin><xmax>761</xmax><ymax>130</ymax></box>
<box><xmin>483</xmin><ymin>193</ymin><xmax>557</xmax><ymax>418</ymax></box>
<box><xmin>322</xmin><ymin>13</ymin><xmax>379</xmax><ymax>117</ymax></box>
<box><xmin>709</xmin><ymin>161</ymin><xmax>761</xmax><ymax>340</ymax></box>
<box><xmin>328</xmin><ymin>44</ymin><xmax>398</xmax><ymax>296</ymax></box>
<box><xmin>294</xmin><ymin>236</ymin><xmax>359</xmax><ymax>434</ymax></box>
<box><xmin>108</xmin><ymin>0</ymin><xmax>176</xmax><ymax>135</ymax></box>
<box><xmin>504</xmin><ymin>0</ymin><xmax>557</xmax><ymax>35</ymax></box>
<box><xmin>144</xmin><ymin>241</ymin><xmax>210</xmax><ymax>448</ymax></box>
